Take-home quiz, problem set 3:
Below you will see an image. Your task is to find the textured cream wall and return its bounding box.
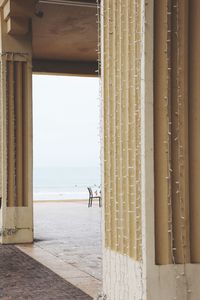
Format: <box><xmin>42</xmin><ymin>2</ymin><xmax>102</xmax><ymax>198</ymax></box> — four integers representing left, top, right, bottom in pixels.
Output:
<box><xmin>103</xmin><ymin>0</ymin><xmax>142</xmax><ymax>261</ymax></box>
<box><xmin>103</xmin><ymin>249</ymin><xmax>143</xmax><ymax>300</ymax></box>
<box><xmin>102</xmin><ymin>0</ymin><xmax>200</xmax><ymax>299</ymax></box>
<box><xmin>102</xmin><ymin>0</ymin><xmax>145</xmax><ymax>298</ymax></box>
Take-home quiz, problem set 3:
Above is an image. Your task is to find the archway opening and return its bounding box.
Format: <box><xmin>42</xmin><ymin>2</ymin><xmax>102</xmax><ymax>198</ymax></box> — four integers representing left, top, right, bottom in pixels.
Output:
<box><xmin>32</xmin><ymin>74</ymin><xmax>102</xmax><ymax>297</ymax></box>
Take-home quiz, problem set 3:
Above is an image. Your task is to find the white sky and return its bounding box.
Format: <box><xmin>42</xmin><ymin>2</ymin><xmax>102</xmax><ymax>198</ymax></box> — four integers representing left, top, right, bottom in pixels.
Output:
<box><xmin>33</xmin><ymin>75</ymin><xmax>100</xmax><ymax>169</ymax></box>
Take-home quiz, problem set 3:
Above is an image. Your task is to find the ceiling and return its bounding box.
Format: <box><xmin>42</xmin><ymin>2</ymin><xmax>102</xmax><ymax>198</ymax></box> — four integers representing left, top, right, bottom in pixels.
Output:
<box><xmin>32</xmin><ymin>1</ymin><xmax>98</xmax><ymax>74</ymax></box>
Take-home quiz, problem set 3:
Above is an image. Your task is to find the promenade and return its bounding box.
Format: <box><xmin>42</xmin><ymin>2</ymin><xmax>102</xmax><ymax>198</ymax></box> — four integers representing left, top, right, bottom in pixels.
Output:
<box><xmin>1</xmin><ymin>201</ymin><xmax>102</xmax><ymax>299</ymax></box>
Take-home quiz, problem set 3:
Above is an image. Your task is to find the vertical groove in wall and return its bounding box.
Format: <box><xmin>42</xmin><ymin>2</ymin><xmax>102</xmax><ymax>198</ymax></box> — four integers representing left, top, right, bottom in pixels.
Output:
<box><xmin>115</xmin><ymin>0</ymin><xmax>122</xmax><ymax>253</ymax></box>
<box><xmin>154</xmin><ymin>0</ymin><xmax>172</xmax><ymax>265</ymax></box>
<box><xmin>15</xmin><ymin>62</ymin><xmax>23</xmax><ymax>207</ymax></box>
<box><xmin>121</xmin><ymin>0</ymin><xmax>128</xmax><ymax>255</ymax></box>
<box><xmin>6</xmin><ymin>59</ymin><xmax>28</xmax><ymax>207</ymax></box>
<box><xmin>118</xmin><ymin>0</ymin><xmax>124</xmax><ymax>254</ymax></box>
<box><xmin>7</xmin><ymin>61</ymin><xmax>15</xmax><ymax>207</ymax></box>
<box><xmin>104</xmin><ymin>0</ymin><xmax>142</xmax><ymax>260</ymax></box>
<box><xmin>128</xmin><ymin>0</ymin><xmax>136</xmax><ymax>259</ymax></box>
<box><xmin>171</xmin><ymin>0</ymin><xmax>190</xmax><ymax>264</ymax></box>
<box><xmin>135</xmin><ymin>0</ymin><xmax>142</xmax><ymax>260</ymax></box>
<box><xmin>120</xmin><ymin>0</ymin><xmax>125</xmax><ymax>255</ymax></box>
<box><xmin>22</xmin><ymin>62</ymin><xmax>28</xmax><ymax>207</ymax></box>
<box><xmin>171</xmin><ymin>0</ymin><xmax>180</xmax><ymax>263</ymax></box>
<box><xmin>114</xmin><ymin>0</ymin><xmax>120</xmax><ymax>253</ymax></box>
<box><xmin>109</xmin><ymin>0</ymin><xmax>117</xmax><ymax>251</ymax></box>
<box><xmin>104</xmin><ymin>0</ymin><xmax>111</xmax><ymax>248</ymax></box>
<box><xmin>189</xmin><ymin>0</ymin><xmax>200</xmax><ymax>263</ymax></box>
<box><xmin>123</xmin><ymin>0</ymin><xmax>130</xmax><ymax>256</ymax></box>
<box><xmin>155</xmin><ymin>0</ymin><xmax>191</xmax><ymax>265</ymax></box>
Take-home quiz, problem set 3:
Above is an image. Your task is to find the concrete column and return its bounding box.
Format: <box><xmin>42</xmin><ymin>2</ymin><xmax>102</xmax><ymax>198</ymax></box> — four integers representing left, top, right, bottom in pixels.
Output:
<box><xmin>189</xmin><ymin>0</ymin><xmax>200</xmax><ymax>264</ymax></box>
<box><xmin>102</xmin><ymin>0</ymin><xmax>200</xmax><ymax>299</ymax></box>
<box><xmin>0</xmin><ymin>0</ymin><xmax>33</xmax><ymax>243</ymax></box>
<box><xmin>103</xmin><ymin>0</ymin><xmax>143</xmax><ymax>299</ymax></box>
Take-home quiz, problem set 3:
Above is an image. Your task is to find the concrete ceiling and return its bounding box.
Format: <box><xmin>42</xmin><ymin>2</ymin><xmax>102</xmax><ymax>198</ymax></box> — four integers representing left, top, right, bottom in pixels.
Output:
<box><xmin>32</xmin><ymin>1</ymin><xmax>98</xmax><ymax>62</ymax></box>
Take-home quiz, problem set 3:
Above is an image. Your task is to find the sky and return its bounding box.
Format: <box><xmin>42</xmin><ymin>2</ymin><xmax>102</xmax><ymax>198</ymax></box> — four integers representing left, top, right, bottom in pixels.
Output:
<box><xmin>33</xmin><ymin>75</ymin><xmax>100</xmax><ymax>169</ymax></box>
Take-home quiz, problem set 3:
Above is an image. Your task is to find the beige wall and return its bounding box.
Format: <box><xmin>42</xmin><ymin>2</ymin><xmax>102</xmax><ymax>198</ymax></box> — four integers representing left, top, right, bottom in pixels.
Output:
<box><xmin>154</xmin><ymin>0</ymin><xmax>200</xmax><ymax>265</ymax></box>
<box><xmin>154</xmin><ymin>0</ymin><xmax>190</xmax><ymax>265</ymax></box>
<box><xmin>0</xmin><ymin>2</ymin><xmax>33</xmax><ymax>243</ymax></box>
<box><xmin>103</xmin><ymin>0</ymin><xmax>142</xmax><ymax>261</ymax></box>
<box><xmin>102</xmin><ymin>0</ymin><xmax>145</xmax><ymax>298</ymax></box>
<box><xmin>102</xmin><ymin>0</ymin><xmax>200</xmax><ymax>299</ymax></box>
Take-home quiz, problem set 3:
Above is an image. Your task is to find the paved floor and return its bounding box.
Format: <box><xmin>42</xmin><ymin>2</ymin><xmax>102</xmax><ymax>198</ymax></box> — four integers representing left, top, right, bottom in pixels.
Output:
<box><xmin>0</xmin><ymin>245</ymin><xmax>92</xmax><ymax>300</ymax></box>
<box><xmin>34</xmin><ymin>201</ymin><xmax>102</xmax><ymax>280</ymax></box>
<box><xmin>18</xmin><ymin>201</ymin><xmax>102</xmax><ymax>298</ymax></box>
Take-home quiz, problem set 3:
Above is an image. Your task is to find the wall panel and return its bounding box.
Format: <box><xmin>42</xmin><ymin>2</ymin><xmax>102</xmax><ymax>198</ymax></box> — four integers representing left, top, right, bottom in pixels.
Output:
<box><xmin>6</xmin><ymin>58</ymin><xmax>29</xmax><ymax>207</ymax></box>
<box><xmin>154</xmin><ymin>0</ymin><xmax>200</xmax><ymax>265</ymax></box>
<box><xmin>154</xmin><ymin>0</ymin><xmax>172</xmax><ymax>265</ymax></box>
<box><xmin>189</xmin><ymin>0</ymin><xmax>200</xmax><ymax>263</ymax></box>
<box><xmin>103</xmin><ymin>0</ymin><xmax>142</xmax><ymax>260</ymax></box>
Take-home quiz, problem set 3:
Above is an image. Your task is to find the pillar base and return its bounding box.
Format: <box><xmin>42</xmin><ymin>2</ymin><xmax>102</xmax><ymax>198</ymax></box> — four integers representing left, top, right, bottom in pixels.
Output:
<box><xmin>0</xmin><ymin>207</ymin><xmax>33</xmax><ymax>244</ymax></box>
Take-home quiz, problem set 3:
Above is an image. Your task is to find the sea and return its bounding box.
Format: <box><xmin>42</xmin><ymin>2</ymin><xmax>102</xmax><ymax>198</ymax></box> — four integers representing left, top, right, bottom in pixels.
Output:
<box><xmin>33</xmin><ymin>166</ymin><xmax>101</xmax><ymax>201</ymax></box>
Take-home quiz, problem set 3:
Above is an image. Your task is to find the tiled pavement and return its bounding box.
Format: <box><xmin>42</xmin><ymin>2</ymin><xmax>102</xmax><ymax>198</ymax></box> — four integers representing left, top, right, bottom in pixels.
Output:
<box><xmin>18</xmin><ymin>201</ymin><xmax>102</xmax><ymax>298</ymax></box>
<box><xmin>0</xmin><ymin>244</ymin><xmax>92</xmax><ymax>300</ymax></box>
<box><xmin>33</xmin><ymin>201</ymin><xmax>102</xmax><ymax>281</ymax></box>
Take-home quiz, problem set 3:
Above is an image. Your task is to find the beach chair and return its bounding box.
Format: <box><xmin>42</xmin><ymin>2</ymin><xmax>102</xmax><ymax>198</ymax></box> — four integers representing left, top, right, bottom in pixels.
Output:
<box><xmin>87</xmin><ymin>187</ymin><xmax>102</xmax><ymax>207</ymax></box>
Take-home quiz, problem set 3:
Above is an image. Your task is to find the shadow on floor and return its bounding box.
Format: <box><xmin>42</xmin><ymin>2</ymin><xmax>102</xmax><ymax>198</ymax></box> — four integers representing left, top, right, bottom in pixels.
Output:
<box><xmin>0</xmin><ymin>245</ymin><xmax>92</xmax><ymax>300</ymax></box>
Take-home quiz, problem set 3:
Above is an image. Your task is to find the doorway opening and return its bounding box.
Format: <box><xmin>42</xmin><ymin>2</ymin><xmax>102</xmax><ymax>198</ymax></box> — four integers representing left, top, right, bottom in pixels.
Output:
<box><xmin>32</xmin><ymin>74</ymin><xmax>102</xmax><ymax>297</ymax></box>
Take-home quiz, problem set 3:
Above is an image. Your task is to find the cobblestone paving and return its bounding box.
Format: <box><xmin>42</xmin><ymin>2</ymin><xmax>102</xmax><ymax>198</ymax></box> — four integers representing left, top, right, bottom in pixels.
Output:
<box><xmin>0</xmin><ymin>245</ymin><xmax>92</xmax><ymax>300</ymax></box>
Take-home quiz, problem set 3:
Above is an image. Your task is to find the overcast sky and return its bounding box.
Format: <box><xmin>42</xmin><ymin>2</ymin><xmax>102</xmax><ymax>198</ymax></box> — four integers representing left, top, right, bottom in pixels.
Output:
<box><xmin>33</xmin><ymin>75</ymin><xmax>100</xmax><ymax>169</ymax></box>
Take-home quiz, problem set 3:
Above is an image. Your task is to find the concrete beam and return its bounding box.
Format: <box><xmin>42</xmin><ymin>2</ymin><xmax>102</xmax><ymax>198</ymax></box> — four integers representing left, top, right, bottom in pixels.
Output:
<box><xmin>32</xmin><ymin>59</ymin><xmax>99</xmax><ymax>76</ymax></box>
<box><xmin>7</xmin><ymin>17</ymin><xmax>29</xmax><ymax>35</ymax></box>
<box><xmin>3</xmin><ymin>0</ymin><xmax>35</xmax><ymax>21</ymax></box>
